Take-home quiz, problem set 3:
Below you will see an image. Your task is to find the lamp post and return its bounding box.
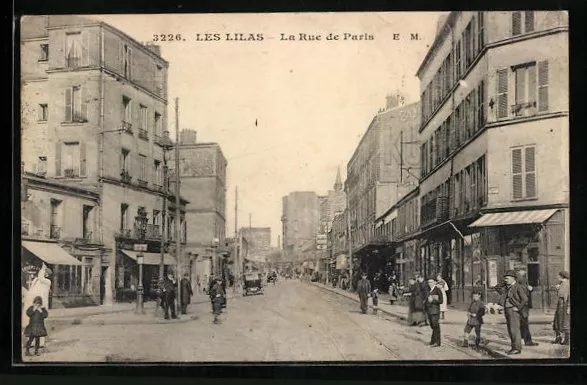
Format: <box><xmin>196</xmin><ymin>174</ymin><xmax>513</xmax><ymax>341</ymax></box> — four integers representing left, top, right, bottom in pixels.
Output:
<box><xmin>136</xmin><ymin>253</ymin><xmax>145</xmax><ymax>314</ymax></box>
<box><xmin>211</xmin><ymin>238</ymin><xmax>220</xmax><ymax>276</ymax></box>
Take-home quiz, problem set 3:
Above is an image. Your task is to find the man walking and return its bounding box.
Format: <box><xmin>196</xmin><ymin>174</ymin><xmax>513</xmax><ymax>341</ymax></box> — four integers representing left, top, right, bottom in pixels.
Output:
<box><xmin>416</xmin><ymin>273</ymin><xmax>429</xmax><ymax>326</ymax></box>
<box><xmin>179</xmin><ymin>273</ymin><xmax>193</xmax><ymax>315</ymax></box>
<box><xmin>161</xmin><ymin>272</ymin><xmax>178</xmax><ymax>320</ymax></box>
<box><xmin>357</xmin><ymin>272</ymin><xmax>371</xmax><ymax>314</ymax></box>
<box><xmin>516</xmin><ymin>267</ymin><xmax>539</xmax><ymax>346</ymax></box>
<box><xmin>497</xmin><ymin>270</ymin><xmax>528</xmax><ymax>355</ymax></box>
<box><xmin>425</xmin><ymin>277</ymin><xmax>443</xmax><ymax>347</ymax></box>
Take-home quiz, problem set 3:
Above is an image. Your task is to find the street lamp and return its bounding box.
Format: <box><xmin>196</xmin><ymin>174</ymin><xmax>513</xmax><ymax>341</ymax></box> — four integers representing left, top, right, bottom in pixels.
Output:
<box><xmin>136</xmin><ymin>253</ymin><xmax>145</xmax><ymax>314</ymax></box>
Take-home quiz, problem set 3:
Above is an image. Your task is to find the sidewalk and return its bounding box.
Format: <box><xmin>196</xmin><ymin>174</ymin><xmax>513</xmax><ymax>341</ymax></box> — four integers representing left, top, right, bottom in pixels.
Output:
<box><xmin>310</xmin><ymin>282</ymin><xmax>569</xmax><ymax>360</ymax></box>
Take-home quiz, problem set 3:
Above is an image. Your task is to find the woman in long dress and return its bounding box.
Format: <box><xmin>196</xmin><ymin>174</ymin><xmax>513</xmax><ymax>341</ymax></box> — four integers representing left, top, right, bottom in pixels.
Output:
<box><xmin>436</xmin><ymin>274</ymin><xmax>449</xmax><ymax>320</ymax></box>
<box><xmin>553</xmin><ymin>271</ymin><xmax>570</xmax><ymax>345</ymax></box>
<box><xmin>24</xmin><ymin>264</ymin><xmax>52</xmax><ymax>348</ymax></box>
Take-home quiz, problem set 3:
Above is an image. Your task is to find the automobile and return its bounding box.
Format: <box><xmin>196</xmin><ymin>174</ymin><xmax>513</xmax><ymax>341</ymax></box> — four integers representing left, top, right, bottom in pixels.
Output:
<box><xmin>243</xmin><ymin>273</ymin><xmax>264</xmax><ymax>296</ymax></box>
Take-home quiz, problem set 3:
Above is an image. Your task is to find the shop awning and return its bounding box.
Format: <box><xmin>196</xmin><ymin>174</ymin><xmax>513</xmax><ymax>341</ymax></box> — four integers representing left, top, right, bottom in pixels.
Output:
<box><xmin>469</xmin><ymin>209</ymin><xmax>558</xmax><ymax>228</ymax></box>
<box><xmin>120</xmin><ymin>250</ymin><xmax>176</xmax><ymax>266</ymax></box>
<box><xmin>22</xmin><ymin>241</ymin><xmax>82</xmax><ymax>266</ymax></box>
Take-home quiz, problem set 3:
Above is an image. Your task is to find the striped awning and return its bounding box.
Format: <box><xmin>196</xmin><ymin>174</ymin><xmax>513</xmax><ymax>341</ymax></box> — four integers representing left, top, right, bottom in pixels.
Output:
<box><xmin>469</xmin><ymin>209</ymin><xmax>558</xmax><ymax>228</ymax></box>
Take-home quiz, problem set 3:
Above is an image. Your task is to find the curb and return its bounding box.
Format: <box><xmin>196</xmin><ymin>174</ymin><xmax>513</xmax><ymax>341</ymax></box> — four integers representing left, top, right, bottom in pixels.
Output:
<box><xmin>309</xmin><ymin>282</ymin><xmax>513</xmax><ymax>359</ymax></box>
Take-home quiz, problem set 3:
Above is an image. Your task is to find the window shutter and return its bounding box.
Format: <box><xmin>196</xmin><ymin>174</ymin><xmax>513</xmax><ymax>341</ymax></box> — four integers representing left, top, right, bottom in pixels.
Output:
<box><xmin>81</xmin><ymin>87</ymin><xmax>88</xmax><ymax>121</ymax></box>
<box><xmin>527</xmin><ymin>65</ymin><xmax>536</xmax><ymax>106</ymax></box>
<box><xmin>478</xmin><ymin>80</ymin><xmax>485</xmax><ymax>127</ymax></box>
<box><xmin>512</xmin><ymin>148</ymin><xmax>523</xmax><ymax>199</ymax></box>
<box><xmin>538</xmin><ymin>61</ymin><xmax>549</xmax><ymax>112</ymax></box>
<box><xmin>81</xmin><ymin>30</ymin><xmax>90</xmax><ymax>66</ymax></box>
<box><xmin>512</xmin><ymin>11</ymin><xmax>522</xmax><ymax>35</ymax></box>
<box><xmin>64</xmin><ymin>88</ymin><xmax>72</xmax><ymax>122</ymax></box>
<box><xmin>53</xmin><ymin>31</ymin><xmax>66</xmax><ymax>68</ymax></box>
<box><xmin>80</xmin><ymin>142</ymin><xmax>87</xmax><ymax>177</ymax></box>
<box><xmin>525</xmin><ymin>11</ymin><xmax>535</xmax><ymax>33</ymax></box>
<box><xmin>55</xmin><ymin>141</ymin><xmax>62</xmax><ymax>176</ymax></box>
<box><xmin>497</xmin><ymin>69</ymin><xmax>508</xmax><ymax>119</ymax></box>
<box><xmin>525</xmin><ymin>146</ymin><xmax>536</xmax><ymax>197</ymax></box>
<box><xmin>37</xmin><ymin>104</ymin><xmax>43</xmax><ymax>121</ymax></box>
<box><xmin>128</xmin><ymin>48</ymin><xmax>132</xmax><ymax>80</ymax></box>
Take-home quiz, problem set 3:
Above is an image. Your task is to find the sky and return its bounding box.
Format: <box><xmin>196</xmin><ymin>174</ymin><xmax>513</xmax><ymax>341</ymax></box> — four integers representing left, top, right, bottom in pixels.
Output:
<box><xmin>89</xmin><ymin>12</ymin><xmax>445</xmax><ymax>247</ymax></box>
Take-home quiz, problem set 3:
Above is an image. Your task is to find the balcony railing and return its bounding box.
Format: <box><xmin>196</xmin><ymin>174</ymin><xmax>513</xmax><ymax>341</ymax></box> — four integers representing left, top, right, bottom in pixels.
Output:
<box><xmin>145</xmin><ymin>224</ymin><xmax>161</xmax><ymax>240</ymax></box>
<box><xmin>116</xmin><ymin>228</ymin><xmax>133</xmax><ymax>238</ymax></box>
<box><xmin>50</xmin><ymin>225</ymin><xmax>61</xmax><ymax>240</ymax></box>
<box><xmin>120</xmin><ymin>170</ymin><xmax>132</xmax><ymax>184</ymax></box>
<box><xmin>511</xmin><ymin>101</ymin><xmax>537</xmax><ymax>117</ymax></box>
<box><xmin>64</xmin><ymin>168</ymin><xmax>79</xmax><ymax>178</ymax></box>
<box><xmin>137</xmin><ymin>179</ymin><xmax>148</xmax><ymax>188</ymax></box>
<box><xmin>122</xmin><ymin>121</ymin><xmax>133</xmax><ymax>134</ymax></box>
<box><xmin>138</xmin><ymin>128</ymin><xmax>148</xmax><ymax>140</ymax></box>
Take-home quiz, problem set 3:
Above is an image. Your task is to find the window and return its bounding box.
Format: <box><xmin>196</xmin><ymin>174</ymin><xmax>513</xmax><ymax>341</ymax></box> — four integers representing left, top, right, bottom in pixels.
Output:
<box><xmin>121</xmin><ymin>149</ymin><xmax>130</xmax><ymax>172</ymax></box>
<box><xmin>139</xmin><ymin>154</ymin><xmax>148</xmax><ymax>182</ymax></box>
<box><xmin>496</xmin><ymin>69</ymin><xmax>509</xmax><ymax>119</ymax></box>
<box><xmin>82</xmin><ymin>205</ymin><xmax>93</xmax><ymax>239</ymax></box>
<box><xmin>64</xmin><ymin>86</ymin><xmax>86</xmax><ymax>122</ymax></box>
<box><xmin>477</xmin><ymin>12</ymin><xmax>485</xmax><ymax>52</ymax></box>
<box><xmin>455</xmin><ymin>40</ymin><xmax>462</xmax><ymax>80</ymax></box>
<box><xmin>38</xmin><ymin>104</ymin><xmax>48</xmax><ymax>121</ymax></box>
<box><xmin>154</xmin><ymin>160</ymin><xmax>162</xmax><ymax>186</ymax></box>
<box><xmin>514</xmin><ymin>63</ymin><xmax>537</xmax><ymax>116</ymax></box>
<box><xmin>62</xmin><ymin>142</ymin><xmax>80</xmax><ymax>177</ymax></box>
<box><xmin>139</xmin><ymin>105</ymin><xmax>148</xmax><ymax>139</ymax></box>
<box><xmin>120</xmin><ymin>203</ymin><xmax>129</xmax><ymax>231</ymax></box>
<box><xmin>464</xmin><ymin>22</ymin><xmax>473</xmax><ymax>68</ymax></box>
<box><xmin>512</xmin><ymin>11</ymin><xmax>534</xmax><ymax>36</ymax></box>
<box><xmin>122</xmin><ymin>44</ymin><xmax>132</xmax><ymax>79</ymax></box>
<box><xmin>154</xmin><ymin>112</ymin><xmax>162</xmax><ymax>137</ymax></box>
<box><xmin>512</xmin><ymin>146</ymin><xmax>537</xmax><ymax>200</ymax></box>
<box><xmin>477</xmin><ymin>80</ymin><xmax>485</xmax><ymax>129</ymax></box>
<box><xmin>36</xmin><ymin>156</ymin><xmax>47</xmax><ymax>175</ymax></box>
<box><xmin>50</xmin><ymin>199</ymin><xmax>62</xmax><ymax>239</ymax></box>
<box><xmin>65</xmin><ymin>32</ymin><xmax>85</xmax><ymax>68</ymax></box>
<box><xmin>122</xmin><ymin>96</ymin><xmax>132</xmax><ymax>128</ymax></box>
<box><xmin>39</xmin><ymin>44</ymin><xmax>49</xmax><ymax>61</ymax></box>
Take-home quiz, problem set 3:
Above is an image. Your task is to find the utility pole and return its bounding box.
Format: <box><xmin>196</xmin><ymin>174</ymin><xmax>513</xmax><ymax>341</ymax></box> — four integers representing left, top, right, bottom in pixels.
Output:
<box><xmin>157</xmin><ymin>136</ymin><xmax>168</xmax><ymax>317</ymax></box>
<box><xmin>346</xmin><ymin>197</ymin><xmax>353</xmax><ymax>292</ymax></box>
<box><xmin>233</xmin><ymin>186</ymin><xmax>239</xmax><ymax>291</ymax></box>
<box><xmin>174</xmin><ymin>98</ymin><xmax>182</xmax><ymax>313</ymax></box>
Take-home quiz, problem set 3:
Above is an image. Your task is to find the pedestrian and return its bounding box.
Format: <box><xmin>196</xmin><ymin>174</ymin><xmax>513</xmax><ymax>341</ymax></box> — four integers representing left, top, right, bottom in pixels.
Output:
<box><xmin>416</xmin><ymin>273</ymin><xmax>429</xmax><ymax>326</ymax></box>
<box><xmin>23</xmin><ymin>296</ymin><xmax>48</xmax><ymax>357</ymax></box>
<box><xmin>552</xmin><ymin>270</ymin><xmax>570</xmax><ymax>345</ymax></box>
<box><xmin>425</xmin><ymin>277</ymin><xmax>443</xmax><ymax>347</ymax></box>
<box><xmin>161</xmin><ymin>272</ymin><xmax>178</xmax><ymax>320</ymax></box>
<box><xmin>24</xmin><ymin>264</ymin><xmax>52</xmax><ymax>349</ymax></box>
<box><xmin>462</xmin><ymin>290</ymin><xmax>486</xmax><ymax>347</ymax></box>
<box><xmin>179</xmin><ymin>273</ymin><xmax>193</xmax><ymax>315</ymax></box>
<box><xmin>497</xmin><ymin>270</ymin><xmax>528</xmax><ymax>355</ymax></box>
<box><xmin>436</xmin><ymin>273</ymin><xmax>449</xmax><ymax>320</ymax></box>
<box><xmin>388</xmin><ymin>273</ymin><xmax>399</xmax><ymax>305</ymax></box>
<box><xmin>209</xmin><ymin>276</ymin><xmax>225</xmax><ymax>324</ymax></box>
<box><xmin>407</xmin><ymin>277</ymin><xmax>417</xmax><ymax>325</ymax></box>
<box><xmin>516</xmin><ymin>267</ymin><xmax>538</xmax><ymax>347</ymax></box>
<box><xmin>196</xmin><ymin>275</ymin><xmax>201</xmax><ymax>294</ymax></box>
<box><xmin>202</xmin><ymin>274</ymin><xmax>208</xmax><ymax>294</ymax></box>
<box><xmin>357</xmin><ymin>272</ymin><xmax>371</xmax><ymax>314</ymax></box>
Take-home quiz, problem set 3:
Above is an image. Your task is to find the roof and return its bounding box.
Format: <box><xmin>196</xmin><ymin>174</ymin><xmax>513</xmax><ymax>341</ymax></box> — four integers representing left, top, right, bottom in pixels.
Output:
<box><xmin>415</xmin><ymin>12</ymin><xmax>456</xmax><ymax>78</ymax></box>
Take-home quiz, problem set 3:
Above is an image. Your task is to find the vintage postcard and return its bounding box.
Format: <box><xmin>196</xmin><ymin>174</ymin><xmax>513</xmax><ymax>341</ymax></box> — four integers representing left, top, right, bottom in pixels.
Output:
<box><xmin>18</xmin><ymin>11</ymin><xmax>569</xmax><ymax>363</ymax></box>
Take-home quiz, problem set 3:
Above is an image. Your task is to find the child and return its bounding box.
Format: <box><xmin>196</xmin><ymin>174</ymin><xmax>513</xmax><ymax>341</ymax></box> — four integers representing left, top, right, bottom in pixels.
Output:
<box><xmin>462</xmin><ymin>291</ymin><xmax>486</xmax><ymax>347</ymax></box>
<box><xmin>24</xmin><ymin>296</ymin><xmax>48</xmax><ymax>356</ymax></box>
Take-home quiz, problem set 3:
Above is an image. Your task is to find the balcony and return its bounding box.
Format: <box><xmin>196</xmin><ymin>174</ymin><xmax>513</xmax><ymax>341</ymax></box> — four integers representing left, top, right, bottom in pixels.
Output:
<box><xmin>138</xmin><ymin>128</ymin><xmax>148</xmax><ymax>140</ymax></box>
<box><xmin>64</xmin><ymin>168</ymin><xmax>79</xmax><ymax>178</ymax></box>
<box><xmin>75</xmin><ymin>231</ymin><xmax>103</xmax><ymax>245</ymax></box>
<box><xmin>120</xmin><ymin>170</ymin><xmax>132</xmax><ymax>184</ymax></box>
<box><xmin>146</xmin><ymin>224</ymin><xmax>161</xmax><ymax>240</ymax></box>
<box><xmin>115</xmin><ymin>228</ymin><xmax>133</xmax><ymax>239</ymax></box>
<box><xmin>511</xmin><ymin>101</ymin><xmax>537</xmax><ymax>117</ymax></box>
<box><xmin>50</xmin><ymin>225</ymin><xmax>61</xmax><ymax>240</ymax></box>
<box><xmin>122</xmin><ymin>121</ymin><xmax>133</xmax><ymax>134</ymax></box>
<box><xmin>137</xmin><ymin>179</ymin><xmax>148</xmax><ymax>188</ymax></box>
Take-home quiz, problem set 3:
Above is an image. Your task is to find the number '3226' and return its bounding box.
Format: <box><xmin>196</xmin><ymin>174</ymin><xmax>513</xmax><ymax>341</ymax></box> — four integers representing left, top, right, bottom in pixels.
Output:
<box><xmin>152</xmin><ymin>34</ymin><xmax>183</xmax><ymax>42</ymax></box>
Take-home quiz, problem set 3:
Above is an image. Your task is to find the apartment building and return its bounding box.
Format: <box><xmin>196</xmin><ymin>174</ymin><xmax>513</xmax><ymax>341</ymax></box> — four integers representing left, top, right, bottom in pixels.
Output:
<box><xmin>175</xmin><ymin>129</ymin><xmax>227</xmax><ymax>277</ymax></box>
<box><xmin>415</xmin><ymin>11</ymin><xmax>568</xmax><ymax>309</ymax></box>
<box><xmin>21</xmin><ymin>15</ymin><xmax>187</xmax><ymax>305</ymax></box>
<box><xmin>345</xmin><ymin>95</ymin><xmax>420</xmax><ymax>278</ymax></box>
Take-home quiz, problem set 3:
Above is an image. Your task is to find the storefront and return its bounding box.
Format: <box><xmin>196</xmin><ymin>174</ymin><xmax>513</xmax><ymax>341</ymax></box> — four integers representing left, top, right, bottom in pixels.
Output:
<box><xmin>469</xmin><ymin>208</ymin><xmax>567</xmax><ymax>311</ymax></box>
<box><xmin>22</xmin><ymin>240</ymin><xmax>84</xmax><ymax>309</ymax></box>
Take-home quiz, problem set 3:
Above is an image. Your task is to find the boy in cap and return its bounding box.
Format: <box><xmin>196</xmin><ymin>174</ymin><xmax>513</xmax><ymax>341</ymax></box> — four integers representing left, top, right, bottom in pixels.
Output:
<box><xmin>462</xmin><ymin>290</ymin><xmax>486</xmax><ymax>347</ymax></box>
<box><xmin>425</xmin><ymin>276</ymin><xmax>443</xmax><ymax>347</ymax></box>
<box><xmin>209</xmin><ymin>276</ymin><xmax>225</xmax><ymax>324</ymax></box>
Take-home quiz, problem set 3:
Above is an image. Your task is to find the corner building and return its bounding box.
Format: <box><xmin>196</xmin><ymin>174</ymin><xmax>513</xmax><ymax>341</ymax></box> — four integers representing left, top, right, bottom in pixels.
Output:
<box><xmin>415</xmin><ymin>11</ymin><xmax>568</xmax><ymax>310</ymax></box>
<box><xmin>21</xmin><ymin>16</ymin><xmax>186</xmax><ymax>306</ymax></box>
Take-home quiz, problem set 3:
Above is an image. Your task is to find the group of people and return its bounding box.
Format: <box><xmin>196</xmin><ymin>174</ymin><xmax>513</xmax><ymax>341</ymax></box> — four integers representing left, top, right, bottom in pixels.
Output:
<box><xmin>407</xmin><ymin>273</ymin><xmax>449</xmax><ymax>326</ymax></box>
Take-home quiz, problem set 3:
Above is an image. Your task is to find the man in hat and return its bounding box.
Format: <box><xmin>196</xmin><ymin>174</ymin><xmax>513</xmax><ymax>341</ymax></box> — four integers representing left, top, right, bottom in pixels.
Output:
<box><xmin>425</xmin><ymin>276</ymin><xmax>444</xmax><ymax>347</ymax></box>
<box><xmin>356</xmin><ymin>272</ymin><xmax>371</xmax><ymax>314</ymax></box>
<box><xmin>209</xmin><ymin>276</ymin><xmax>225</xmax><ymax>324</ymax></box>
<box><xmin>516</xmin><ymin>267</ymin><xmax>538</xmax><ymax>346</ymax></box>
<box><xmin>497</xmin><ymin>270</ymin><xmax>528</xmax><ymax>355</ymax></box>
<box><xmin>161</xmin><ymin>271</ymin><xmax>178</xmax><ymax>320</ymax></box>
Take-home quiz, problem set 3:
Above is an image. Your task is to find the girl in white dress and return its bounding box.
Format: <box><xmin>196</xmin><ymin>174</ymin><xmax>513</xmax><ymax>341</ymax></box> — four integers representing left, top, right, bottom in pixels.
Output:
<box><xmin>436</xmin><ymin>273</ymin><xmax>449</xmax><ymax>320</ymax></box>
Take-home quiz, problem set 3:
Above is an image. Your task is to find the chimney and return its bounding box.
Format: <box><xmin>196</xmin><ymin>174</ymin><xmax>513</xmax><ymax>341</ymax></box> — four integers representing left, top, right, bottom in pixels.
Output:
<box><xmin>386</xmin><ymin>94</ymin><xmax>399</xmax><ymax>110</ymax></box>
<box><xmin>180</xmin><ymin>129</ymin><xmax>197</xmax><ymax>145</ymax></box>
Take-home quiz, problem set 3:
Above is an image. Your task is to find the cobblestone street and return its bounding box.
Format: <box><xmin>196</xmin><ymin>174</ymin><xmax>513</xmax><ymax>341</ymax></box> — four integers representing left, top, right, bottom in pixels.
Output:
<box><xmin>22</xmin><ymin>280</ymin><xmax>500</xmax><ymax>362</ymax></box>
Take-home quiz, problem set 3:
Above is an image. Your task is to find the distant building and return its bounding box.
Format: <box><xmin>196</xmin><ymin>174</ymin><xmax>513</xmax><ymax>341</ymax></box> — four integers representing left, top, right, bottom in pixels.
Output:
<box><xmin>281</xmin><ymin>191</ymin><xmax>319</xmax><ymax>261</ymax></box>
<box><xmin>240</xmin><ymin>227</ymin><xmax>271</xmax><ymax>261</ymax></box>
<box><xmin>174</xmin><ymin>129</ymin><xmax>227</xmax><ymax>278</ymax></box>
